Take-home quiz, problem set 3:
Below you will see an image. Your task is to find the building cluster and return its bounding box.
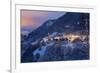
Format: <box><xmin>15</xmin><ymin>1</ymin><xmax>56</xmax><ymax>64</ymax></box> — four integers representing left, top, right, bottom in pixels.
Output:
<box><xmin>41</xmin><ymin>32</ymin><xmax>88</xmax><ymax>44</ymax></box>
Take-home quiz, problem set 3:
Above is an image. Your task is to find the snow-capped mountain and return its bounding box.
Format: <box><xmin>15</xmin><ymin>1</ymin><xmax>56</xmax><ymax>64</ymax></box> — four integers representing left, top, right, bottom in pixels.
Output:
<box><xmin>21</xmin><ymin>12</ymin><xmax>89</xmax><ymax>63</ymax></box>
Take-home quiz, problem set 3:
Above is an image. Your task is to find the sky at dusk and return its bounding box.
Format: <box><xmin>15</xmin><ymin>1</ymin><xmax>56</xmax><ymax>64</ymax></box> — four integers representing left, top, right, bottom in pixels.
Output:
<box><xmin>21</xmin><ymin>10</ymin><xmax>66</xmax><ymax>35</ymax></box>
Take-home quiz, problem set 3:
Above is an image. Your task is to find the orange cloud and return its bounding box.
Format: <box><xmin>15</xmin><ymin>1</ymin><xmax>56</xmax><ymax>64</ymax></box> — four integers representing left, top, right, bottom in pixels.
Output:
<box><xmin>20</xmin><ymin>10</ymin><xmax>47</xmax><ymax>28</ymax></box>
<box><xmin>21</xmin><ymin>16</ymin><xmax>38</xmax><ymax>28</ymax></box>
